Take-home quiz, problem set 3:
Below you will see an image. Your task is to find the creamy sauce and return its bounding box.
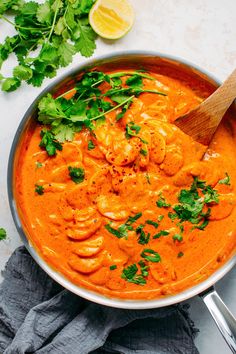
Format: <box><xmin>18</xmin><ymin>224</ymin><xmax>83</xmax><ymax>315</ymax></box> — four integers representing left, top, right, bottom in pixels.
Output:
<box><xmin>15</xmin><ymin>71</ymin><xmax>236</xmax><ymax>299</ymax></box>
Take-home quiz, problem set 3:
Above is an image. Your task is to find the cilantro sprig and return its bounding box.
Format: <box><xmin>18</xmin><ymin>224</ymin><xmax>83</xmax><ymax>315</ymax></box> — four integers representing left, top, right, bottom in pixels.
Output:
<box><xmin>170</xmin><ymin>177</ymin><xmax>219</xmax><ymax>230</ymax></box>
<box><xmin>39</xmin><ymin>129</ymin><xmax>62</xmax><ymax>156</ymax></box>
<box><xmin>0</xmin><ymin>0</ymin><xmax>97</xmax><ymax>91</ymax></box>
<box><xmin>36</xmin><ymin>71</ymin><xmax>166</xmax><ymax>154</ymax></box>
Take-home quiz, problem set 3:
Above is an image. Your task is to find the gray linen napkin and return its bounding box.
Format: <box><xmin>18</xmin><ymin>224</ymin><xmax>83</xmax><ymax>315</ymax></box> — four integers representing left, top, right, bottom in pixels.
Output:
<box><xmin>0</xmin><ymin>246</ymin><xmax>199</xmax><ymax>354</ymax></box>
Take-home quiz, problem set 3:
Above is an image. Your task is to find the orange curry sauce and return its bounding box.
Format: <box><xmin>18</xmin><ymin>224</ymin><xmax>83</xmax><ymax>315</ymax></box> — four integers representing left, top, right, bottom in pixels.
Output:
<box><xmin>15</xmin><ymin>71</ymin><xmax>236</xmax><ymax>299</ymax></box>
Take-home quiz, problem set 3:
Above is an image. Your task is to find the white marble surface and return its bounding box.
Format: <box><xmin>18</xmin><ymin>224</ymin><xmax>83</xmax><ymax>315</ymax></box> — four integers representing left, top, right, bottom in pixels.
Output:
<box><xmin>0</xmin><ymin>1</ymin><xmax>236</xmax><ymax>353</ymax></box>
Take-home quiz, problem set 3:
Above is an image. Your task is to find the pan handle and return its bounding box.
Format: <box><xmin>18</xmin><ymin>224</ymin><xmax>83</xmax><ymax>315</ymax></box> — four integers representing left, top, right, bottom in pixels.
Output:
<box><xmin>200</xmin><ymin>286</ymin><xmax>236</xmax><ymax>353</ymax></box>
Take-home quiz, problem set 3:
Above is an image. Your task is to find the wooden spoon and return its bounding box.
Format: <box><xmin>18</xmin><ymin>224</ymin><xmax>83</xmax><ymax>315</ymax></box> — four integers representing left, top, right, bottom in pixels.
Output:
<box><xmin>175</xmin><ymin>68</ymin><xmax>236</xmax><ymax>146</ymax></box>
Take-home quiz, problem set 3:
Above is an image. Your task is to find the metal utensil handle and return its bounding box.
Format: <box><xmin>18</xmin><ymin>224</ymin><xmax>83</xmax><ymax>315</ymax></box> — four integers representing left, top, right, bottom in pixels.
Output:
<box><xmin>200</xmin><ymin>287</ymin><xmax>236</xmax><ymax>353</ymax></box>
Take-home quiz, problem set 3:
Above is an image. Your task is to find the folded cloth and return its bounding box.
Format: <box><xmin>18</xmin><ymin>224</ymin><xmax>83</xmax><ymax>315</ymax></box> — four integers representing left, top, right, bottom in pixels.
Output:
<box><xmin>0</xmin><ymin>246</ymin><xmax>199</xmax><ymax>354</ymax></box>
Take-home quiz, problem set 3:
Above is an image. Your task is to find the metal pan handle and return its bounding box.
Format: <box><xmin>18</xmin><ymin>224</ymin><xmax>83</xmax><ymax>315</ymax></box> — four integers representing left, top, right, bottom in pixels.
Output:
<box><xmin>200</xmin><ymin>286</ymin><xmax>236</xmax><ymax>353</ymax></box>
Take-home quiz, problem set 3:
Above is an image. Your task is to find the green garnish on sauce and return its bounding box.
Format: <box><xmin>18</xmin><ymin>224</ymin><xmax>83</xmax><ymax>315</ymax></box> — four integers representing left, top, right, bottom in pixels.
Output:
<box><xmin>88</xmin><ymin>140</ymin><xmax>95</xmax><ymax>150</ymax></box>
<box><xmin>121</xmin><ymin>261</ymin><xmax>149</xmax><ymax>285</ymax></box>
<box><xmin>68</xmin><ymin>166</ymin><xmax>85</xmax><ymax>184</ymax></box>
<box><xmin>140</xmin><ymin>148</ymin><xmax>147</xmax><ymax>156</ymax></box>
<box><xmin>39</xmin><ymin>129</ymin><xmax>63</xmax><ymax>156</ymax></box>
<box><xmin>156</xmin><ymin>193</ymin><xmax>171</xmax><ymax>208</ymax></box>
<box><xmin>141</xmin><ymin>249</ymin><xmax>161</xmax><ymax>263</ymax></box>
<box><xmin>136</xmin><ymin>224</ymin><xmax>150</xmax><ymax>245</ymax></box>
<box><xmin>125</xmin><ymin>122</ymin><xmax>141</xmax><ymax>138</ymax></box>
<box><xmin>105</xmin><ymin>224</ymin><xmax>127</xmax><ymax>239</ymax></box>
<box><xmin>173</xmin><ymin>234</ymin><xmax>183</xmax><ymax>242</ymax></box>
<box><xmin>146</xmin><ymin>220</ymin><xmax>159</xmax><ymax>228</ymax></box>
<box><xmin>105</xmin><ymin>213</ymin><xmax>142</xmax><ymax>239</ymax></box>
<box><xmin>153</xmin><ymin>230</ymin><xmax>169</xmax><ymax>239</ymax></box>
<box><xmin>110</xmin><ymin>265</ymin><xmax>117</xmax><ymax>270</ymax></box>
<box><xmin>35</xmin><ymin>161</ymin><xmax>43</xmax><ymax>168</ymax></box>
<box><xmin>177</xmin><ymin>251</ymin><xmax>184</xmax><ymax>258</ymax></box>
<box><xmin>218</xmin><ymin>172</ymin><xmax>231</xmax><ymax>185</ymax></box>
<box><xmin>35</xmin><ymin>184</ymin><xmax>44</xmax><ymax>195</ymax></box>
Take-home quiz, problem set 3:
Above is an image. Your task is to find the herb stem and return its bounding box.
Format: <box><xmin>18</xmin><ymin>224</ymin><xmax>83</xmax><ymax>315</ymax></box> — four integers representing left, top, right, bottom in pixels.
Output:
<box><xmin>48</xmin><ymin>2</ymin><xmax>60</xmax><ymax>41</ymax></box>
<box><xmin>56</xmin><ymin>87</ymin><xmax>77</xmax><ymax>100</ymax></box>
<box><xmin>90</xmin><ymin>95</ymin><xmax>135</xmax><ymax>121</ymax></box>
<box><xmin>140</xmin><ymin>89</ymin><xmax>166</xmax><ymax>96</ymax></box>
<box><xmin>109</xmin><ymin>71</ymin><xmax>155</xmax><ymax>80</ymax></box>
<box><xmin>1</xmin><ymin>15</ymin><xmax>50</xmax><ymax>31</ymax></box>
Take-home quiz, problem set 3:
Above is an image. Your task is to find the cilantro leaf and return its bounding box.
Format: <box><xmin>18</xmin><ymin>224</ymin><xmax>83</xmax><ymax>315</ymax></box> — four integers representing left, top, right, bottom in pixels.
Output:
<box><xmin>58</xmin><ymin>42</ymin><xmax>76</xmax><ymax>67</ymax></box>
<box><xmin>126</xmin><ymin>74</ymin><xmax>143</xmax><ymax>89</ymax></box>
<box><xmin>1</xmin><ymin>77</ymin><xmax>21</xmax><ymax>92</ymax></box>
<box><xmin>39</xmin><ymin>129</ymin><xmax>62</xmax><ymax>156</ymax></box>
<box><xmin>13</xmin><ymin>65</ymin><xmax>33</xmax><ymax>80</ymax></box>
<box><xmin>0</xmin><ymin>0</ymin><xmax>24</xmax><ymax>14</ymax></box>
<box><xmin>36</xmin><ymin>1</ymin><xmax>51</xmax><ymax>24</ymax></box>
<box><xmin>68</xmin><ymin>166</ymin><xmax>85</xmax><ymax>184</ymax></box>
<box><xmin>35</xmin><ymin>184</ymin><xmax>44</xmax><ymax>195</ymax></box>
<box><xmin>74</xmin><ymin>21</ymin><xmax>97</xmax><ymax>57</ymax></box>
<box><xmin>0</xmin><ymin>228</ymin><xmax>7</xmax><ymax>241</ymax></box>
<box><xmin>202</xmin><ymin>186</ymin><xmax>219</xmax><ymax>204</ymax></box>
<box><xmin>0</xmin><ymin>36</ymin><xmax>20</xmax><ymax>68</ymax></box>
<box><xmin>177</xmin><ymin>251</ymin><xmax>184</xmax><ymax>258</ymax></box>
<box><xmin>52</xmin><ymin>123</ymin><xmax>75</xmax><ymax>143</ymax></box>
<box><xmin>173</xmin><ymin>234</ymin><xmax>183</xmax><ymax>242</ymax></box>
<box><xmin>125</xmin><ymin>121</ymin><xmax>141</xmax><ymax>139</ymax></box>
<box><xmin>110</xmin><ymin>265</ymin><xmax>117</xmax><ymax>270</ymax></box>
<box><xmin>38</xmin><ymin>93</ymin><xmax>66</xmax><ymax>123</ymax></box>
<box><xmin>88</xmin><ymin>140</ymin><xmax>95</xmax><ymax>150</ymax></box>
<box><xmin>140</xmin><ymin>148</ymin><xmax>147</xmax><ymax>156</ymax></box>
<box><xmin>27</xmin><ymin>71</ymin><xmax>45</xmax><ymax>87</ymax></box>
<box><xmin>218</xmin><ymin>173</ymin><xmax>231</xmax><ymax>186</ymax></box>
<box><xmin>156</xmin><ymin>193</ymin><xmax>171</xmax><ymax>208</ymax></box>
<box><xmin>35</xmin><ymin>161</ymin><xmax>43</xmax><ymax>168</ymax></box>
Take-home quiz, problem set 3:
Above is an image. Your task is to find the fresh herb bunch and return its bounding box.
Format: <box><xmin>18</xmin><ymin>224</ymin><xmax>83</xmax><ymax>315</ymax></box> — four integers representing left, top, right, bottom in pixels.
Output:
<box><xmin>169</xmin><ymin>177</ymin><xmax>219</xmax><ymax>230</ymax></box>
<box><xmin>0</xmin><ymin>0</ymin><xmax>97</xmax><ymax>92</ymax></box>
<box><xmin>37</xmin><ymin>70</ymin><xmax>166</xmax><ymax>154</ymax></box>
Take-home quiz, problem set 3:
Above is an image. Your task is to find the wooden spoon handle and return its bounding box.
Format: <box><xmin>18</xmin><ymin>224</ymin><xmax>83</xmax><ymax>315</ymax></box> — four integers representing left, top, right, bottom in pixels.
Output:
<box><xmin>175</xmin><ymin>68</ymin><xmax>236</xmax><ymax>146</ymax></box>
<box><xmin>201</xmin><ymin>68</ymin><xmax>236</xmax><ymax>119</ymax></box>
